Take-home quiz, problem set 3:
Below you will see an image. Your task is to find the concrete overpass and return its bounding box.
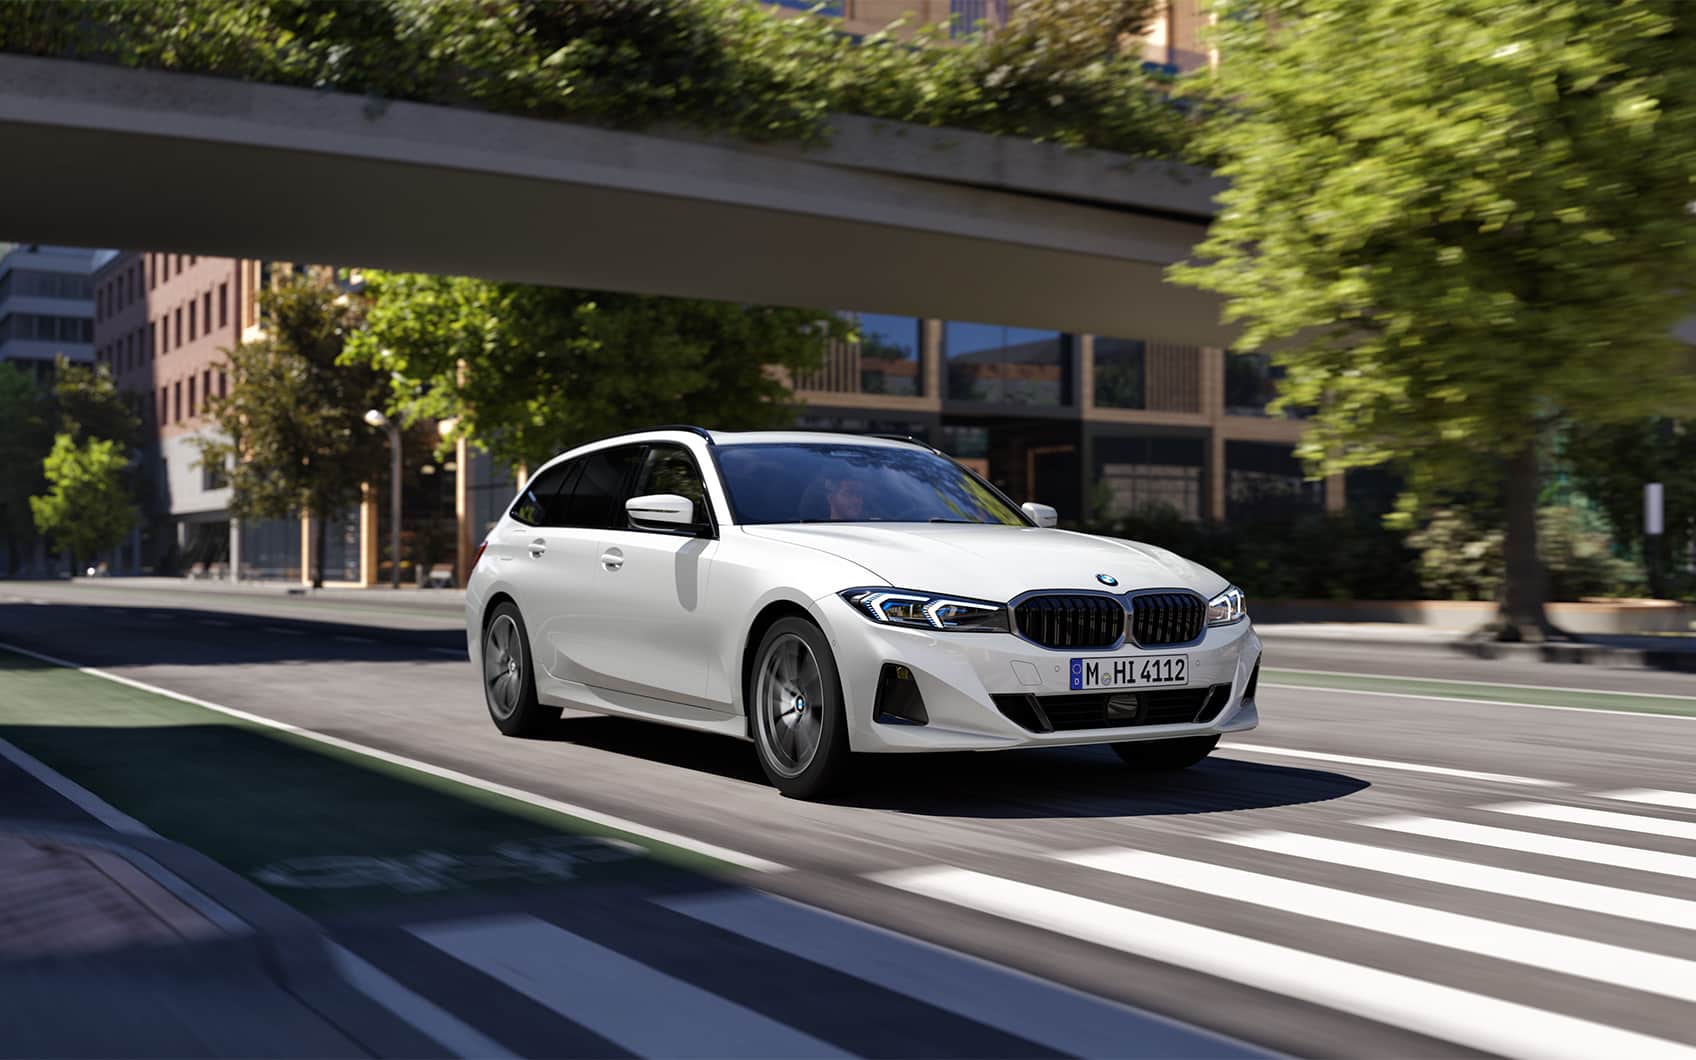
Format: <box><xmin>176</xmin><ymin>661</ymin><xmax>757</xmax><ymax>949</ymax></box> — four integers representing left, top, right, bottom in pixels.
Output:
<box><xmin>0</xmin><ymin>53</ymin><xmax>1227</xmax><ymax>345</ymax></box>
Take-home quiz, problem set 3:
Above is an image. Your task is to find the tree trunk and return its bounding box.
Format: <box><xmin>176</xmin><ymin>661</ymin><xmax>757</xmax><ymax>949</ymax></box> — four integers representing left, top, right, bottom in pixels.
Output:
<box><xmin>312</xmin><ymin>510</ymin><xmax>326</xmax><ymax>590</ymax></box>
<box><xmin>1497</xmin><ymin>441</ymin><xmax>1559</xmax><ymax>641</ymax></box>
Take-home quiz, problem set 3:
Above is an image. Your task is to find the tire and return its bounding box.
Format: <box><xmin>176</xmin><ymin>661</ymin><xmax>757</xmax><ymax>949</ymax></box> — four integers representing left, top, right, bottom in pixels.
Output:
<box><xmin>749</xmin><ymin>617</ymin><xmax>853</xmax><ymax>799</ymax></box>
<box><xmin>481</xmin><ymin>601</ymin><xmax>559</xmax><ymax>737</ymax></box>
<box><xmin>1112</xmin><ymin>734</ymin><xmax>1219</xmax><ymax>771</ymax></box>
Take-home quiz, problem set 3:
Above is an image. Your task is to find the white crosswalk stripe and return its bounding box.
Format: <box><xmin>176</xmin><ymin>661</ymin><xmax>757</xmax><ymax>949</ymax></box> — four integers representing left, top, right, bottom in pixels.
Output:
<box><xmin>1600</xmin><ymin>789</ymin><xmax>1696</xmax><ymax>811</ymax></box>
<box><xmin>873</xmin><ymin>865</ymin><xmax>1696</xmax><ymax>1060</ymax></box>
<box><xmin>662</xmin><ymin>890</ymin><xmax>1259</xmax><ymax>1058</ymax></box>
<box><xmin>1486</xmin><ymin>801</ymin><xmax>1696</xmax><ymax>841</ymax></box>
<box><xmin>1060</xmin><ymin>848</ymin><xmax>1696</xmax><ymax>1004</ymax></box>
<box><xmin>1220</xmin><ymin>830</ymin><xmax>1696</xmax><ymax>930</ymax></box>
<box><xmin>411</xmin><ymin>914</ymin><xmax>850</xmax><ymax>1058</ymax></box>
<box><xmin>1362</xmin><ymin>814</ymin><xmax>1696</xmax><ymax>878</ymax></box>
<box><xmin>1217</xmin><ymin>743</ymin><xmax>1564</xmax><ymax>786</ymax></box>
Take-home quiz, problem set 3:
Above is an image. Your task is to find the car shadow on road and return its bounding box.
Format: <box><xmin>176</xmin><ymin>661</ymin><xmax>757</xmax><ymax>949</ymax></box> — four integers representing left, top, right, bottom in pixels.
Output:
<box><xmin>542</xmin><ymin>715</ymin><xmax>1368</xmax><ymax>819</ymax></box>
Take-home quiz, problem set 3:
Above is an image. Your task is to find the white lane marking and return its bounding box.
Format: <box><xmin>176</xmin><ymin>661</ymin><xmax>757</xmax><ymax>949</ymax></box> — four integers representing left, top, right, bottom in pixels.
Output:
<box><xmin>1268</xmin><ymin>667</ymin><xmax>1696</xmax><ymax>702</ymax></box>
<box><xmin>1365</xmin><ymin>816</ymin><xmax>1696</xmax><ymax>879</ymax></box>
<box><xmin>1485</xmin><ymin>802</ymin><xmax>1696</xmax><ymax>842</ymax></box>
<box><xmin>1218</xmin><ymin>743</ymin><xmax>1564</xmax><ymax>787</ymax></box>
<box><xmin>264</xmin><ymin>626</ymin><xmax>303</xmax><ymax>636</ymax></box>
<box><xmin>412</xmin><ymin>914</ymin><xmax>849</xmax><ymax>1059</ymax></box>
<box><xmin>1062</xmin><ymin>849</ymin><xmax>1696</xmax><ymax>1005</ymax></box>
<box><xmin>328</xmin><ymin>943</ymin><xmax>516</xmax><ymax>1060</ymax></box>
<box><xmin>662</xmin><ymin>891</ymin><xmax>1264</xmax><ymax>1059</ymax></box>
<box><xmin>1262</xmin><ymin>682</ymin><xmax>1696</xmax><ymax>721</ymax></box>
<box><xmin>0</xmin><ymin>735</ymin><xmax>157</xmax><ymax>836</ymax></box>
<box><xmin>1221</xmin><ymin>831</ymin><xmax>1696</xmax><ymax>931</ymax></box>
<box><xmin>0</xmin><ymin>641</ymin><xmax>785</xmax><ymax>873</ymax></box>
<box><xmin>1601</xmin><ymin>789</ymin><xmax>1696</xmax><ymax>811</ymax></box>
<box><xmin>875</xmin><ymin>867</ymin><xmax>1696</xmax><ymax>1060</ymax></box>
<box><xmin>334</xmin><ymin>635</ymin><xmax>376</xmax><ymax>644</ymax></box>
<box><xmin>429</xmin><ymin>647</ymin><xmax>464</xmax><ymax>656</ymax></box>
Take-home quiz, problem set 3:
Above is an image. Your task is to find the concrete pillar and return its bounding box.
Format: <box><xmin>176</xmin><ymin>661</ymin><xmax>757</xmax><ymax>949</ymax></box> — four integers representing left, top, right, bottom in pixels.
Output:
<box><xmin>1208</xmin><ymin>430</ymin><xmax>1227</xmax><ymax>523</ymax></box>
<box><xmin>1325</xmin><ymin>472</ymin><xmax>1347</xmax><ymax>514</ymax></box>
<box><xmin>922</xmin><ymin>319</ymin><xmax>943</xmax><ymax>400</ymax></box>
<box><xmin>455</xmin><ymin>434</ymin><xmax>472</xmax><ymax>587</ymax></box>
<box><xmin>299</xmin><ymin>512</ymin><xmax>315</xmax><ymax>586</ymax></box>
<box><xmin>1076</xmin><ymin>334</ymin><xmax>1096</xmax><ymax>411</ymax></box>
<box><xmin>358</xmin><ymin>483</ymin><xmax>378</xmax><ymax>587</ymax></box>
<box><xmin>228</xmin><ymin>516</ymin><xmax>241</xmax><ymax>581</ymax></box>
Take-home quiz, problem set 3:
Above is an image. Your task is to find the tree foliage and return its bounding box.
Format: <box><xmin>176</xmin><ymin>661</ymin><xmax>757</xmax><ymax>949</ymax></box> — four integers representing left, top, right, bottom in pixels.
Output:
<box><xmin>0</xmin><ymin>363</ymin><xmax>51</xmax><ymax>572</ymax></box>
<box><xmin>345</xmin><ymin>272</ymin><xmax>845</xmax><ymax>473</ymax></box>
<box><xmin>52</xmin><ymin>356</ymin><xmax>142</xmax><ymax>449</ymax></box>
<box><xmin>1175</xmin><ymin>0</ymin><xmax>1696</xmax><ymax>632</ymax></box>
<box><xmin>0</xmin><ymin>0</ymin><xmax>1187</xmax><ymax>157</ymax></box>
<box><xmin>1566</xmin><ymin>418</ymin><xmax>1696</xmax><ymax>596</ymax></box>
<box><xmin>195</xmin><ymin>274</ymin><xmax>387</xmax><ymax>587</ymax></box>
<box><xmin>29</xmin><ymin>432</ymin><xmax>136</xmax><ymax>570</ymax></box>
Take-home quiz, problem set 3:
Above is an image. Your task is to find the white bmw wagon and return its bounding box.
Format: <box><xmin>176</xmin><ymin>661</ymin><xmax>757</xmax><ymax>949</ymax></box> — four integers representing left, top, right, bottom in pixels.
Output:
<box><xmin>466</xmin><ymin>427</ymin><xmax>1261</xmax><ymax>798</ymax></box>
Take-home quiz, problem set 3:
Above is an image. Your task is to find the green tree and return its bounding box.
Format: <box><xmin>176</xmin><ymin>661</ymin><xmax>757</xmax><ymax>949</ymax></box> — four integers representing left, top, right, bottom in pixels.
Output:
<box><xmin>1175</xmin><ymin>0</ymin><xmax>1696</xmax><ymax>639</ymax></box>
<box><xmin>195</xmin><ymin>273</ymin><xmax>387</xmax><ymax>588</ymax></box>
<box><xmin>0</xmin><ymin>364</ymin><xmax>52</xmax><ymax>573</ymax></box>
<box><xmin>344</xmin><ymin>273</ymin><xmax>845</xmax><ymax>473</ymax></box>
<box><xmin>1566</xmin><ymin>418</ymin><xmax>1696</xmax><ymax>597</ymax></box>
<box><xmin>51</xmin><ymin>355</ymin><xmax>142</xmax><ymax>449</ymax></box>
<box><xmin>29</xmin><ymin>433</ymin><xmax>137</xmax><ymax>573</ymax></box>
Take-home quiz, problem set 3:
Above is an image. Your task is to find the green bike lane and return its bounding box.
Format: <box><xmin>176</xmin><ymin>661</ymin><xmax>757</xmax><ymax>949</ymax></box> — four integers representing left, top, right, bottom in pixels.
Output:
<box><xmin>0</xmin><ymin>648</ymin><xmax>733</xmax><ymax>917</ymax></box>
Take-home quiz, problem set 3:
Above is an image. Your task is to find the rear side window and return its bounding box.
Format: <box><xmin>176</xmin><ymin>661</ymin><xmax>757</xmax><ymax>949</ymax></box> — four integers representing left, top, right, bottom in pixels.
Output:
<box><xmin>509</xmin><ymin>460</ymin><xmax>577</xmax><ymax>526</ymax></box>
<box><xmin>557</xmin><ymin>445</ymin><xmax>643</xmax><ymax>529</ymax></box>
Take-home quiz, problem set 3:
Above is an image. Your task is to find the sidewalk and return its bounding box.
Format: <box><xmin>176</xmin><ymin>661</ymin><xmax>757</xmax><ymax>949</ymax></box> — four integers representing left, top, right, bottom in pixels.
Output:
<box><xmin>1256</xmin><ymin>621</ymin><xmax>1696</xmax><ymax>671</ymax></box>
<box><xmin>0</xmin><ymin>748</ymin><xmax>439</xmax><ymax>1058</ymax></box>
<box><xmin>61</xmin><ymin>574</ymin><xmax>466</xmax><ymax>613</ymax></box>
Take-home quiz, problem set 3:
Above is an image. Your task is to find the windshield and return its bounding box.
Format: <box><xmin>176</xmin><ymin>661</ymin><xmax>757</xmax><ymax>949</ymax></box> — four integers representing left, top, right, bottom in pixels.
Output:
<box><xmin>715</xmin><ymin>443</ymin><xmax>1028</xmax><ymax>526</ymax></box>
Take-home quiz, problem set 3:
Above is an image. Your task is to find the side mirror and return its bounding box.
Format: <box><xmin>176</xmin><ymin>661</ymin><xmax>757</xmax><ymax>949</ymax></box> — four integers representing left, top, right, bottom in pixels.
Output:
<box><xmin>626</xmin><ymin>493</ymin><xmax>695</xmax><ymax>529</ymax></box>
<box><xmin>1022</xmin><ymin>502</ymin><xmax>1058</xmax><ymax>528</ymax></box>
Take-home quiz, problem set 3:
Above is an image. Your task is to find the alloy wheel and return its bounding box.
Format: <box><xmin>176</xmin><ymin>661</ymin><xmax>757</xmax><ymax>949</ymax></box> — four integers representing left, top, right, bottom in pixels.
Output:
<box><xmin>484</xmin><ymin>613</ymin><xmax>523</xmax><ymax>719</ymax></box>
<box><xmin>755</xmin><ymin>632</ymin><xmax>826</xmax><ymax>778</ymax></box>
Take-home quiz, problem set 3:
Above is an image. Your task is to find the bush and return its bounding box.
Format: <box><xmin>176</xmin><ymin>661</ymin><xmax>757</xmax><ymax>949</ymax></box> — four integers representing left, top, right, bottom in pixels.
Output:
<box><xmin>0</xmin><ymin>0</ymin><xmax>1192</xmax><ymax>157</ymax></box>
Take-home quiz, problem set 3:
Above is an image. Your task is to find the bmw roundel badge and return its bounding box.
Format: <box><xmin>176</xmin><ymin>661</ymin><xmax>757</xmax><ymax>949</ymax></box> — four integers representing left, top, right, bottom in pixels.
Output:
<box><xmin>1095</xmin><ymin>573</ymin><xmax>1119</xmax><ymax>586</ymax></box>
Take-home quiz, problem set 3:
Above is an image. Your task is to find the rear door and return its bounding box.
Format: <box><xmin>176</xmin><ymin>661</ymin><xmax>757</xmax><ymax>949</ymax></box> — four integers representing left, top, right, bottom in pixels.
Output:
<box><xmin>535</xmin><ymin>444</ymin><xmax>644</xmax><ymax>684</ymax></box>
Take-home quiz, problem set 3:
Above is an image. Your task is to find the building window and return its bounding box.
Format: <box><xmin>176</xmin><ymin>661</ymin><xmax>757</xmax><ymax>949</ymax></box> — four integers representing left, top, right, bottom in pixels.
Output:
<box><xmin>203</xmin><ymin>458</ymin><xmax>229</xmax><ymax>491</ymax></box>
<box><xmin>173</xmin><ymin>380</ymin><xmax>182</xmax><ymax>423</ymax></box>
<box><xmin>1224</xmin><ymin>352</ymin><xmax>1285</xmax><ymax>417</ymax></box>
<box><xmin>1093</xmin><ymin>338</ymin><xmax>1146</xmax><ymax>410</ymax></box>
<box><xmin>203</xmin><ymin>291</ymin><xmax>212</xmax><ymax>335</ymax></box>
<box><xmin>188</xmin><ymin>376</ymin><xmax>196</xmax><ymax>419</ymax></box>
<box><xmin>218</xmin><ymin>369</ymin><xmax>227</xmax><ymax>398</ymax></box>
<box><xmin>158</xmin><ymin>387</ymin><xmax>166</xmax><ymax>423</ymax></box>
<box><xmin>218</xmin><ymin>283</ymin><xmax>228</xmax><ymax>328</ymax></box>
<box><xmin>1226</xmin><ymin>441</ymin><xmax>1324</xmax><ymax>520</ymax></box>
<box><xmin>174</xmin><ymin>254</ymin><xmax>183</xmax><ymax>275</ymax></box>
<box><xmin>854</xmin><ymin>313</ymin><xmax>922</xmax><ymax>396</ymax></box>
<box><xmin>1092</xmin><ymin>434</ymin><xmax>1206</xmax><ymax>522</ymax></box>
<box><xmin>147</xmin><ymin>255</ymin><xmax>156</xmax><ymax>289</ymax></box>
<box><xmin>202</xmin><ymin>369</ymin><xmax>211</xmax><ymax>408</ymax></box>
<box><xmin>175</xmin><ymin>306</ymin><xmax>183</xmax><ymax>348</ymax></box>
<box><xmin>95</xmin><ymin>289</ymin><xmax>105</xmax><ymax>322</ymax></box>
<box><xmin>943</xmin><ymin>322</ymin><xmax>1067</xmax><ymax>405</ymax></box>
<box><xmin>149</xmin><ymin>321</ymin><xmax>157</xmax><ymax>360</ymax></box>
<box><xmin>189</xmin><ymin>300</ymin><xmax>197</xmax><ymax>342</ymax></box>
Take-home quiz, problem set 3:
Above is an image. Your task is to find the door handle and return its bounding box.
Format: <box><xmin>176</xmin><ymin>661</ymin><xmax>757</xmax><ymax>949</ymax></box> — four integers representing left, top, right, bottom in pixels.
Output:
<box><xmin>528</xmin><ymin>538</ymin><xmax>547</xmax><ymax>558</ymax></box>
<box><xmin>600</xmin><ymin>547</ymin><xmax>623</xmax><ymax>571</ymax></box>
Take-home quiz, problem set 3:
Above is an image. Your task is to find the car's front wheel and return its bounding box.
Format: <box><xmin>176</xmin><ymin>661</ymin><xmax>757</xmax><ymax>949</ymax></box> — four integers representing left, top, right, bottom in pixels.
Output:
<box><xmin>1112</xmin><ymin>734</ymin><xmax>1218</xmax><ymax>771</ymax></box>
<box><xmin>482</xmin><ymin>601</ymin><xmax>559</xmax><ymax>737</ymax></box>
<box><xmin>750</xmin><ymin>617</ymin><xmax>852</xmax><ymax>799</ymax></box>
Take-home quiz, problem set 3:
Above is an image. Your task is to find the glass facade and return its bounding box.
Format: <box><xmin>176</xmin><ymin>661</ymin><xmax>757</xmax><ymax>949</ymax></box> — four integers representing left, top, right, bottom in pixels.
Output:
<box><xmin>1093</xmin><ymin>338</ymin><xmax>1147</xmax><ymax>410</ymax></box>
<box><xmin>1225</xmin><ymin>442</ymin><xmax>1324</xmax><ymax>520</ymax></box>
<box><xmin>0</xmin><ymin>269</ymin><xmax>93</xmax><ymax>301</ymax></box>
<box><xmin>854</xmin><ymin>313</ymin><xmax>923</xmax><ymax>396</ymax></box>
<box><xmin>239</xmin><ymin>516</ymin><xmax>302</xmax><ymax>581</ymax></box>
<box><xmin>1092</xmin><ymin>434</ymin><xmax>1206</xmax><ymax>521</ymax></box>
<box><xmin>1224</xmin><ymin>352</ymin><xmax>1283</xmax><ymax>416</ymax></box>
<box><xmin>944</xmin><ymin>322</ymin><xmax>1066</xmax><ymax>405</ymax></box>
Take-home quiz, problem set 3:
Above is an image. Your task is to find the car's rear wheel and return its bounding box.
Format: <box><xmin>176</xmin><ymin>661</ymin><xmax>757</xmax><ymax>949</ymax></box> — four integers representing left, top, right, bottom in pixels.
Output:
<box><xmin>483</xmin><ymin>601</ymin><xmax>559</xmax><ymax>737</ymax></box>
<box><xmin>750</xmin><ymin>618</ymin><xmax>852</xmax><ymax>799</ymax></box>
<box><xmin>1112</xmin><ymin>734</ymin><xmax>1218</xmax><ymax>770</ymax></box>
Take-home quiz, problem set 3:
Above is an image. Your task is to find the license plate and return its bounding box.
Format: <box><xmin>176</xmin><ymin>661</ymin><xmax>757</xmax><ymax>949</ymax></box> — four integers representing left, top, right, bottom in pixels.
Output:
<box><xmin>1069</xmin><ymin>654</ymin><xmax>1187</xmax><ymax>691</ymax></box>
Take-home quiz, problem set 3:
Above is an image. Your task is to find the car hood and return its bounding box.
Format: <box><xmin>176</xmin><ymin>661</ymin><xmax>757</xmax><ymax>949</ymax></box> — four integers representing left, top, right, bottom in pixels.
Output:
<box><xmin>739</xmin><ymin>523</ymin><xmax>1229</xmax><ymax>602</ymax></box>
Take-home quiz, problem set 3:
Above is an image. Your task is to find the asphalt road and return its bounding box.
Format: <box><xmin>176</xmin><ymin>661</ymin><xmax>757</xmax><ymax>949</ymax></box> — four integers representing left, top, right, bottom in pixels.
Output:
<box><xmin>3</xmin><ymin>580</ymin><xmax>1695</xmax><ymax>1059</ymax></box>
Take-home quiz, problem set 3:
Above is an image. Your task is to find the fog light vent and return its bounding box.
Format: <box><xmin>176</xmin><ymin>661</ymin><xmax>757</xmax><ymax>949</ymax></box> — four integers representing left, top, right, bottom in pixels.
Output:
<box><xmin>874</xmin><ymin>663</ymin><xmax>928</xmax><ymax>725</ymax></box>
<box><xmin>1245</xmin><ymin>658</ymin><xmax>1261</xmax><ymax>700</ymax></box>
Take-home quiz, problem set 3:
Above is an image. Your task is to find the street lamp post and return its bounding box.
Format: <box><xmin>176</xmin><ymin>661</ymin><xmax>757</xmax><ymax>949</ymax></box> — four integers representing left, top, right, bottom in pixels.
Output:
<box><xmin>365</xmin><ymin>409</ymin><xmax>402</xmax><ymax>589</ymax></box>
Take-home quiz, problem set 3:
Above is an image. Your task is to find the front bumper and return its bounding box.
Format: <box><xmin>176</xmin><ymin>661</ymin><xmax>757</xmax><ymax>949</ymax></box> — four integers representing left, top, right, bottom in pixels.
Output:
<box><xmin>820</xmin><ymin>593</ymin><xmax>1261</xmax><ymax>753</ymax></box>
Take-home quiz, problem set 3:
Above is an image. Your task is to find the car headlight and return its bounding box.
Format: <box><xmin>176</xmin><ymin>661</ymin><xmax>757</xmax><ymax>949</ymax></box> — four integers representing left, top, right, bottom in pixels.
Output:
<box><xmin>1207</xmin><ymin>585</ymin><xmax>1248</xmax><ymax>626</ymax></box>
<box><xmin>839</xmin><ymin>589</ymin><xmax>1010</xmax><ymax>632</ymax></box>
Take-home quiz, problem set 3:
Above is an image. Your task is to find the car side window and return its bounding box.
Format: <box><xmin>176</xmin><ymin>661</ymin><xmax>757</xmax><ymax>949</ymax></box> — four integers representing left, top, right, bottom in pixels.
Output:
<box><xmin>509</xmin><ymin>460</ymin><xmax>576</xmax><ymax>526</ymax></box>
<box><xmin>556</xmin><ymin>445</ymin><xmax>643</xmax><ymax>529</ymax></box>
<box><xmin>628</xmin><ymin>444</ymin><xmax>711</xmax><ymax>532</ymax></box>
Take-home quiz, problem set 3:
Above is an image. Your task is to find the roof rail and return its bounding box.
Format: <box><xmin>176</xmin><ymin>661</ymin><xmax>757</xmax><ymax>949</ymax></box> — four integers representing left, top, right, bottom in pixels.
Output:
<box><xmin>646</xmin><ymin>425</ymin><xmax>715</xmax><ymax>444</ymax></box>
<box><xmin>870</xmin><ymin>433</ymin><xmax>940</xmax><ymax>454</ymax></box>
